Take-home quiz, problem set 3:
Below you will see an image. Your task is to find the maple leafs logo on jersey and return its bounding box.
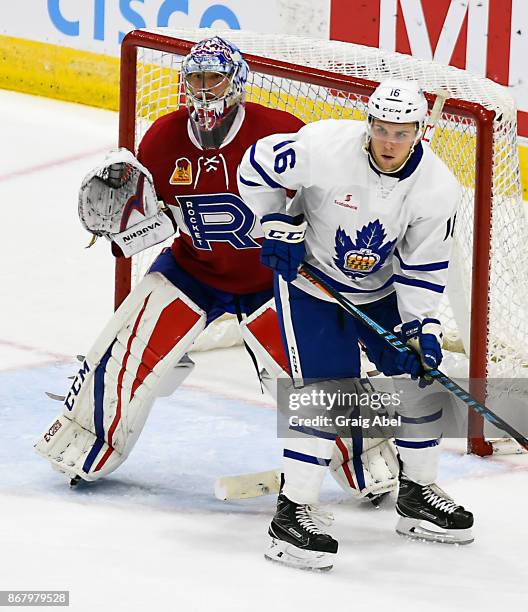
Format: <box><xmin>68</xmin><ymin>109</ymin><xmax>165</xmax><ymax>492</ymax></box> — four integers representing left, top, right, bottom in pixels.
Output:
<box><xmin>334</xmin><ymin>221</ymin><xmax>396</xmax><ymax>279</ymax></box>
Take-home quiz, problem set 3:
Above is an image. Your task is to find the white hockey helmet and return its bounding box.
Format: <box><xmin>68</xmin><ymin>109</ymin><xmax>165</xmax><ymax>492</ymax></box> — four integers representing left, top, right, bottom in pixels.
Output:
<box><xmin>365</xmin><ymin>79</ymin><xmax>428</xmax><ymax>173</ymax></box>
<box><xmin>367</xmin><ymin>78</ymin><xmax>428</xmax><ymax>128</ymax></box>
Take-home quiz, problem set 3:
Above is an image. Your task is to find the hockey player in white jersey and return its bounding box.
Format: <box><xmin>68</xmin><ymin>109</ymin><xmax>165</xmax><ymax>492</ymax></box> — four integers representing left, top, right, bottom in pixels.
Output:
<box><xmin>238</xmin><ymin>79</ymin><xmax>473</xmax><ymax>570</ymax></box>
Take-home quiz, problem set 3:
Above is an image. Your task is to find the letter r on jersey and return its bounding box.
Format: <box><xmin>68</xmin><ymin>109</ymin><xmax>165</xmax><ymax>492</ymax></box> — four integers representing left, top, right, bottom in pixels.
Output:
<box><xmin>176</xmin><ymin>194</ymin><xmax>260</xmax><ymax>250</ymax></box>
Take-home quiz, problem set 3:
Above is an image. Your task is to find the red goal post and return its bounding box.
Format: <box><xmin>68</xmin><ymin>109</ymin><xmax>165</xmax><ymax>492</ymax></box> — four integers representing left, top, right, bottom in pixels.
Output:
<box><xmin>115</xmin><ymin>28</ymin><xmax>527</xmax><ymax>456</ymax></box>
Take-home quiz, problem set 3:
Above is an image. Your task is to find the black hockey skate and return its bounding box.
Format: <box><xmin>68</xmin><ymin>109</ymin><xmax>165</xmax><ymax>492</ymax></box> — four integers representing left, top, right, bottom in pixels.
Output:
<box><xmin>265</xmin><ymin>493</ymin><xmax>338</xmax><ymax>571</ymax></box>
<box><xmin>396</xmin><ymin>476</ymin><xmax>474</xmax><ymax>544</ymax></box>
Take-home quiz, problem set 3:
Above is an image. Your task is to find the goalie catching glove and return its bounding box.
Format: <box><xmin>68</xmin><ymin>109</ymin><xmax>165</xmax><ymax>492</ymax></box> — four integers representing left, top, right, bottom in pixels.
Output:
<box><xmin>78</xmin><ymin>148</ymin><xmax>175</xmax><ymax>257</ymax></box>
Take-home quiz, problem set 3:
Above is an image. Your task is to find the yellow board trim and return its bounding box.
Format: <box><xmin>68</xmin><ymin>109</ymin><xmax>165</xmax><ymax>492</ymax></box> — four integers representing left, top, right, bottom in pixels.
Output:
<box><xmin>1</xmin><ymin>34</ymin><xmax>528</xmax><ymax>199</ymax></box>
<box><xmin>0</xmin><ymin>35</ymin><xmax>119</xmax><ymax>110</ymax></box>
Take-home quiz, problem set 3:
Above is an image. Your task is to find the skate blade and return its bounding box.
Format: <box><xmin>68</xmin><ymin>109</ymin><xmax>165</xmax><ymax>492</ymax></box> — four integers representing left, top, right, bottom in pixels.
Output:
<box><xmin>45</xmin><ymin>391</ymin><xmax>66</xmax><ymax>402</ymax></box>
<box><xmin>396</xmin><ymin>516</ymin><xmax>474</xmax><ymax>545</ymax></box>
<box><xmin>264</xmin><ymin>537</ymin><xmax>335</xmax><ymax>571</ymax></box>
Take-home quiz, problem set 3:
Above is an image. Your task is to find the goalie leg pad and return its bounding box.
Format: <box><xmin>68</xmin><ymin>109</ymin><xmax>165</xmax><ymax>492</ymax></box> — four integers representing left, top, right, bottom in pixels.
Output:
<box><xmin>329</xmin><ymin>377</ymin><xmax>399</xmax><ymax>499</ymax></box>
<box><xmin>156</xmin><ymin>353</ymin><xmax>195</xmax><ymax>397</ymax></box>
<box><xmin>240</xmin><ymin>299</ymin><xmax>290</xmax><ymax>379</ymax></box>
<box><xmin>35</xmin><ymin>272</ymin><xmax>205</xmax><ymax>481</ymax></box>
<box><xmin>330</xmin><ymin>436</ymin><xmax>399</xmax><ymax>499</ymax></box>
<box><xmin>240</xmin><ymin>299</ymin><xmax>290</xmax><ymax>400</ymax></box>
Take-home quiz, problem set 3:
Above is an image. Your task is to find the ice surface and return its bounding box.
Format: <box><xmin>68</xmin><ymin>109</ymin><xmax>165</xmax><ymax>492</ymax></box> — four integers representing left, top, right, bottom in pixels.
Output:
<box><xmin>1</xmin><ymin>90</ymin><xmax>527</xmax><ymax>611</ymax></box>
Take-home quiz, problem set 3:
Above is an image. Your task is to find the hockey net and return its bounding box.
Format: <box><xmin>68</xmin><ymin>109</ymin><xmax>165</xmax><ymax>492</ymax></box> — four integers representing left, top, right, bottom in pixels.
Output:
<box><xmin>117</xmin><ymin>28</ymin><xmax>528</xmax><ymax>454</ymax></box>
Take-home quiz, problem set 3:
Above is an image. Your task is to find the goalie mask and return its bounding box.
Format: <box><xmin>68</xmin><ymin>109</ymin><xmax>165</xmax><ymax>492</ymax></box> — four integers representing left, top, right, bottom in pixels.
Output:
<box><xmin>182</xmin><ymin>36</ymin><xmax>249</xmax><ymax>150</ymax></box>
<box><xmin>365</xmin><ymin>79</ymin><xmax>428</xmax><ymax>173</ymax></box>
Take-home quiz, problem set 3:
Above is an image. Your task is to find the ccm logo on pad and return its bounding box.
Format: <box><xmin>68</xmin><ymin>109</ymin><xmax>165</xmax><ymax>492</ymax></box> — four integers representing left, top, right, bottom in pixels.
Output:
<box><xmin>64</xmin><ymin>360</ymin><xmax>91</xmax><ymax>411</ymax></box>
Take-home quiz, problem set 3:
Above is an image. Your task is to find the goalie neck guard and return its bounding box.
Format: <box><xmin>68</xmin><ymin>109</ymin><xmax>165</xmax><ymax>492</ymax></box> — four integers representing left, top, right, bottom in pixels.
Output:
<box><xmin>182</xmin><ymin>36</ymin><xmax>249</xmax><ymax>150</ymax></box>
<box><xmin>365</xmin><ymin>78</ymin><xmax>428</xmax><ymax>174</ymax></box>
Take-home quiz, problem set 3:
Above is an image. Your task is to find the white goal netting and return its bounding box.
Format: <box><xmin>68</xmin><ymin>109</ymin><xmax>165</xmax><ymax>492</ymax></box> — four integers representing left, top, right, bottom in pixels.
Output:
<box><xmin>125</xmin><ymin>28</ymin><xmax>527</xmax><ymax>378</ymax></box>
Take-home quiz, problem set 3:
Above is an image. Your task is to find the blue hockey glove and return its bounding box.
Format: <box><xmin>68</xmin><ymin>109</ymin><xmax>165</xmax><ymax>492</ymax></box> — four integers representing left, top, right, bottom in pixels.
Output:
<box><xmin>260</xmin><ymin>213</ymin><xmax>307</xmax><ymax>282</ymax></box>
<box><xmin>364</xmin><ymin>338</ymin><xmax>423</xmax><ymax>380</ymax></box>
<box><xmin>400</xmin><ymin>318</ymin><xmax>443</xmax><ymax>370</ymax></box>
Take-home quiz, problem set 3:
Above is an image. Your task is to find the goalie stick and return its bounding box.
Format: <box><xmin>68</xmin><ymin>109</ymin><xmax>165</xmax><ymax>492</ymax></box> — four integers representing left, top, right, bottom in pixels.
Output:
<box><xmin>214</xmin><ymin>470</ymin><xmax>281</xmax><ymax>500</ymax></box>
<box><xmin>298</xmin><ymin>264</ymin><xmax>528</xmax><ymax>453</ymax></box>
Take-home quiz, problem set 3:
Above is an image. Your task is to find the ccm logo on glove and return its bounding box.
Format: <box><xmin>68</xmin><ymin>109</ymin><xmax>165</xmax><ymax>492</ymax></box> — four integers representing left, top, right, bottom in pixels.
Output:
<box><xmin>400</xmin><ymin>318</ymin><xmax>443</xmax><ymax>370</ymax></box>
<box><xmin>260</xmin><ymin>213</ymin><xmax>307</xmax><ymax>281</ymax></box>
<box><xmin>262</xmin><ymin>215</ymin><xmax>307</xmax><ymax>244</ymax></box>
<box><xmin>266</xmin><ymin>228</ymin><xmax>305</xmax><ymax>242</ymax></box>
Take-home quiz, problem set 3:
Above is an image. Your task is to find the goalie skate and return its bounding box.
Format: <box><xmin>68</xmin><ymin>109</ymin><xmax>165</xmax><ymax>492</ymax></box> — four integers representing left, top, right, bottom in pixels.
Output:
<box><xmin>395</xmin><ymin>478</ymin><xmax>474</xmax><ymax>545</ymax></box>
<box><xmin>264</xmin><ymin>494</ymin><xmax>338</xmax><ymax>571</ymax></box>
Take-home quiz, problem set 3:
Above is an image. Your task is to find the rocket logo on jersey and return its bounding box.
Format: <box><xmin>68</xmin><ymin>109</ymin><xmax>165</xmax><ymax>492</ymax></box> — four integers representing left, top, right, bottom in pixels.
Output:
<box><xmin>334</xmin><ymin>221</ymin><xmax>396</xmax><ymax>279</ymax></box>
<box><xmin>170</xmin><ymin>158</ymin><xmax>192</xmax><ymax>185</ymax></box>
<box><xmin>176</xmin><ymin>193</ymin><xmax>260</xmax><ymax>250</ymax></box>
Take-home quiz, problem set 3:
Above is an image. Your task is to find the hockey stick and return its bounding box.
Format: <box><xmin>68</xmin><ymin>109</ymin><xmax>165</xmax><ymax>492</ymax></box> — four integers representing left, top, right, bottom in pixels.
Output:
<box><xmin>298</xmin><ymin>264</ymin><xmax>528</xmax><ymax>452</ymax></box>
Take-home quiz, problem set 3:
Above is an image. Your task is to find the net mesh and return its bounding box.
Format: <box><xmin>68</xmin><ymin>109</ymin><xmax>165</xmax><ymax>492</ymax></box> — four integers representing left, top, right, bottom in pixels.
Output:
<box><xmin>126</xmin><ymin>28</ymin><xmax>527</xmax><ymax>376</ymax></box>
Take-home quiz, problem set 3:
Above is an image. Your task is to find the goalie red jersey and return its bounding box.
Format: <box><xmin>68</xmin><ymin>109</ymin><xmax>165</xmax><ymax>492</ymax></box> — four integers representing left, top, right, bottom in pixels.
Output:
<box><xmin>138</xmin><ymin>102</ymin><xmax>304</xmax><ymax>294</ymax></box>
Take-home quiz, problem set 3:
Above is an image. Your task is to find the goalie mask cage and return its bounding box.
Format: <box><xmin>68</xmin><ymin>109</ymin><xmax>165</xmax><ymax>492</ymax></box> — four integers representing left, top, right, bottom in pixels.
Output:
<box><xmin>116</xmin><ymin>28</ymin><xmax>528</xmax><ymax>456</ymax></box>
